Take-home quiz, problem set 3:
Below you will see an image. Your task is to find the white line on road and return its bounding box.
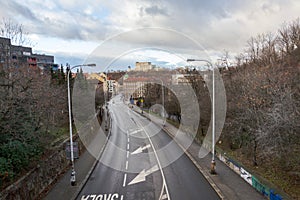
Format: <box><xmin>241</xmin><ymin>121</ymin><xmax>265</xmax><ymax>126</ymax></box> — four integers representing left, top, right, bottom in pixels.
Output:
<box><xmin>128</xmin><ymin>165</ymin><xmax>159</xmax><ymax>185</ymax></box>
<box><xmin>123</xmin><ymin>173</ymin><xmax>127</xmax><ymax>187</ymax></box>
<box><xmin>128</xmin><ymin>129</ymin><xmax>142</xmax><ymax>135</ymax></box>
<box><xmin>126</xmin><ymin>151</ymin><xmax>129</xmax><ymax>158</ymax></box>
<box><xmin>131</xmin><ymin>144</ymin><xmax>151</xmax><ymax>155</ymax></box>
<box><xmin>127</xmin><ymin>137</ymin><xmax>130</xmax><ymax>143</ymax></box>
<box><xmin>135</xmin><ymin>118</ymin><xmax>171</xmax><ymax>200</ymax></box>
<box><xmin>127</xmin><ymin>143</ymin><xmax>130</xmax><ymax>150</ymax></box>
<box><xmin>125</xmin><ymin>160</ymin><xmax>128</xmax><ymax>170</ymax></box>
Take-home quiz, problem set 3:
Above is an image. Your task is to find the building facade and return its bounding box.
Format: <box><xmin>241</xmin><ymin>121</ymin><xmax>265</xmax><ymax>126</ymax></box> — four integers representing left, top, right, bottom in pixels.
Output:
<box><xmin>135</xmin><ymin>62</ymin><xmax>156</xmax><ymax>71</ymax></box>
<box><xmin>123</xmin><ymin>77</ymin><xmax>150</xmax><ymax>99</ymax></box>
<box><xmin>0</xmin><ymin>36</ymin><xmax>55</xmax><ymax>71</ymax></box>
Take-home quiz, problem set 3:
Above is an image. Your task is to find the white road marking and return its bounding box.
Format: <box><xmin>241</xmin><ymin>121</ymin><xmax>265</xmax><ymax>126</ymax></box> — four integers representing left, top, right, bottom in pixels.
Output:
<box><xmin>126</xmin><ymin>151</ymin><xmax>129</xmax><ymax>158</ymax></box>
<box><xmin>131</xmin><ymin>144</ymin><xmax>151</xmax><ymax>155</ymax></box>
<box><xmin>135</xmin><ymin>119</ymin><xmax>171</xmax><ymax>200</ymax></box>
<box><xmin>127</xmin><ymin>143</ymin><xmax>130</xmax><ymax>150</ymax></box>
<box><xmin>123</xmin><ymin>173</ymin><xmax>127</xmax><ymax>187</ymax></box>
<box><xmin>161</xmin><ymin>194</ymin><xmax>168</xmax><ymax>200</ymax></box>
<box><xmin>81</xmin><ymin>193</ymin><xmax>123</xmax><ymax>200</ymax></box>
<box><xmin>129</xmin><ymin>129</ymin><xmax>142</xmax><ymax>135</ymax></box>
<box><xmin>125</xmin><ymin>160</ymin><xmax>128</xmax><ymax>170</ymax></box>
<box><xmin>128</xmin><ymin>165</ymin><xmax>159</xmax><ymax>185</ymax></box>
<box><xmin>127</xmin><ymin>137</ymin><xmax>130</xmax><ymax>143</ymax></box>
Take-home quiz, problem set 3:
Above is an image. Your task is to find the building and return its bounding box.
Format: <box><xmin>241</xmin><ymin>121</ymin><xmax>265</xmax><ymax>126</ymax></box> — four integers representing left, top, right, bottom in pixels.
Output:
<box><xmin>84</xmin><ymin>72</ymin><xmax>107</xmax><ymax>90</ymax></box>
<box><xmin>33</xmin><ymin>54</ymin><xmax>55</xmax><ymax>71</ymax></box>
<box><xmin>0</xmin><ymin>36</ymin><xmax>55</xmax><ymax>71</ymax></box>
<box><xmin>10</xmin><ymin>45</ymin><xmax>37</xmax><ymax>69</ymax></box>
<box><xmin>171</xmin><ymin>73</ymin><xmax>205</xmax><ymax>85</ymax></box>
<box><xmin>135</xmin><ymin>62</ymin><xmax>157</xmax><ymax>71</ymax></box>
<box><xmin>123</xmin><ymin>77</ymin><xmax>150</xmax><ymax>99</ymax></box>
<box><xmin>171</xmin><ymin>74</ymin><xmax>194</xmax><ymax>85</ymax></box>
<box><xmin>0</xmin><ymin>37</ymin><xmax>11</xmax><ymax>67</ymax></box>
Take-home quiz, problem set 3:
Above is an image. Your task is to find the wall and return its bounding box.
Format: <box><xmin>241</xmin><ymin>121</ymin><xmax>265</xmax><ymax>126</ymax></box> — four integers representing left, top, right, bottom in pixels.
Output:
<box><xmin>202</xmin><ymin>142</ymin><xmax>290</xmax><ymax>200</ymax></box>
<box><xmin>0</xmin><ymin>135</ymin><xmax>84</xmax><ymax>200</ymax></box>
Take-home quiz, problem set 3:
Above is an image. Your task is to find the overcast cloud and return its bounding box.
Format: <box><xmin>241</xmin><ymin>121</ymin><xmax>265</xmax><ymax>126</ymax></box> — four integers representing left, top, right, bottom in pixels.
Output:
<box><xmin>0</xmin><ymin>0</ymin><xmax>300</xmax><ymax>67</ymax></box>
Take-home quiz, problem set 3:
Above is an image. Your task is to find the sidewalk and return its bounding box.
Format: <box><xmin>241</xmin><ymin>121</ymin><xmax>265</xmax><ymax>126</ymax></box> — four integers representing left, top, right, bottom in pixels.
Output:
<box><xmin>43</xmin><ymin>108</ymin><xmax>110</xmax><ymax>200</ymax></box>
<box><xmin>43</xmin><ymin>149</ymin><xmax>97</xmax><ymax>200</ymax></box>
<box><xmin>139</xmin><ymin>109</ymin><xmax>265</xmax><ymax>200</ymax></box>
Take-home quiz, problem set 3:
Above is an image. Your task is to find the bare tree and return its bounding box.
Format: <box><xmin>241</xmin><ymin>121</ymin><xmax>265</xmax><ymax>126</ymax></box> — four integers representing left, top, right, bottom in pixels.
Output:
<box><xmin>278</xmin><ymin>22</ymin><xmax>293</xmax><ymax>57</ymax></box>
<box><xmin>289</xmin><ymin>18</ymin><xmax>300</xmax><ymax>49</ymax></box>
<box><xmin>0</xmin><ymin>18</ymin><xmax>34</xmax><ymax>46</ymax></box>
<box><xmin>217</xmin><ymin>49</ymin><xmax>231</xmax><ymax>69</ymax></box>
<box><xmin>246</xmin><ymin>36</ymin><xmax>257</xmax><ymax>64</ymax></box>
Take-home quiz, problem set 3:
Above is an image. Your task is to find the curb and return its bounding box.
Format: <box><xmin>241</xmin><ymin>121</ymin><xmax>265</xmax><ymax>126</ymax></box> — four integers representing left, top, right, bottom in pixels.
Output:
<box><xmin>163</xmin><ymin>127</ymin><xmax>225</xmax><ymax>200</ymax></box>
<box><xmin>134</xmin><ymin>109</ymin><xmax>226</xmax><ymax>200</ymax></box>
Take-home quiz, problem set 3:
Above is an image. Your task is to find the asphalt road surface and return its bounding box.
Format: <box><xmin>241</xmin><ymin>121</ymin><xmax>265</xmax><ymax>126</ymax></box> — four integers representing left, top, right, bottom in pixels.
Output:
<box><xmin>76</xmin><ymin>95</ymin><xmax>220</xmax><ymax>200</ymax></box>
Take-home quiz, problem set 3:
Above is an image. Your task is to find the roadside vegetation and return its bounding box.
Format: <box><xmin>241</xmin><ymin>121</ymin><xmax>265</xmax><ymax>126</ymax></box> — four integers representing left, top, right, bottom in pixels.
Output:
<box><xmin>0</xmin><ymin>62</ymin><xmax>72</xmax><ymax>189</ymax></box>
<box><xmin>220</xmin><ymin>19</ymin><xmax>300</xmax><ymax>198</ymax></box>
<box><xmin>0</xmin><ymin>17</ymin><xmax>299</xmax><ymax>199</ymax></box>
<box><xmin>142</xmin><ymin>19</ymin><xmax>300</xmax><ymax>198</ymax></box>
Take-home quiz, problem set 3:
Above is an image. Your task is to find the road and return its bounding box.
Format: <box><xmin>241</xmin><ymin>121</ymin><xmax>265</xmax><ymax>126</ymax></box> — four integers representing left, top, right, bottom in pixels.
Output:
<box><xmin>76</xmin><ymin>95</ymin><xmax>220</xmax><ymax>200</ymax></box>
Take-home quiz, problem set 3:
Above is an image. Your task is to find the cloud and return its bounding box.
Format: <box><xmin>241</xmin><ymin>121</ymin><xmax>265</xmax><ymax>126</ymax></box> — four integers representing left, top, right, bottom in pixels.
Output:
<box><xmin>1</xmin><ymin>0</ymin><xmax>300</xmax><ymax>65</ymax></box>
<box><xmin>0</xmin><ymin>0</ymin><xmax>37</xmax><ymax>21</ymax></box>
<box><xmin>141</xmin><ymin>5</ymin><xmax>169</xmax><ymax>17</ymax></box>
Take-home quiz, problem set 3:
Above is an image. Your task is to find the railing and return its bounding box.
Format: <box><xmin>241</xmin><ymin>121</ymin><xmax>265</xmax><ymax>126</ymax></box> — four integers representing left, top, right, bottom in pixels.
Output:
<box><xmin>201</xmin><ymin>141</ymin><xmax>291</xmax><ymax>200</ymax></box>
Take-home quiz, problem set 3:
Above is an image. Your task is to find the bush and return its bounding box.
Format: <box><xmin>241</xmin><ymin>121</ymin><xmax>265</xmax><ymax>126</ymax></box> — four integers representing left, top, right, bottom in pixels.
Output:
<box><xmin>0</xmin><ymin>157</ymin><xmax>14</xmax><ymax>187</ymax></box>
<box><xmin>0</xmin><ymin>140</ymin><xmax>41</xmax><ymax>174</ymax></box>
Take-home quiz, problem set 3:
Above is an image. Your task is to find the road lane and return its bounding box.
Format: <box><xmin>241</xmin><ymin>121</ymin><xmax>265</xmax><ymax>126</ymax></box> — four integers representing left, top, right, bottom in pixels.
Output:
<box><xmin>129</xmin><ymin>106</ymin><xmax>220</xmax><ymax>200</ymax></box>
<box><xmin>76</xmin><ymin>96</ymin><xmax>220</xmax><ymax>200</ymax></box>
<box><xmin>77</xmin><ymin>99</ymin><xmax>161</xmax><ymax>200</ymax></box>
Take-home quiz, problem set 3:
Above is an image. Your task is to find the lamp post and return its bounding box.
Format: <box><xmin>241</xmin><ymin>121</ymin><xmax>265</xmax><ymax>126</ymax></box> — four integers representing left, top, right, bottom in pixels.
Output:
<box><xmin>160</xmin><ymin>79</ymin><xmax>165</xmax><ymax>119</ymax></box>
<box><xmin>104</xmin><ymin>71</ymin><xmax>109</xmax><ymax>131</ymax></box>
<box><xmin>67</xmin><ymin>63</ymin><xmax>96</xmax><ymax>186</ymax></box>
<box><xmin>186</xmin><ymin>59</ymin><xmax>216</xmax><ymax>174</ymax></box>
<box><xmin>153</xmin><ymin>78</ymin><xmax>165</xmax><ymax>121</ymax></box>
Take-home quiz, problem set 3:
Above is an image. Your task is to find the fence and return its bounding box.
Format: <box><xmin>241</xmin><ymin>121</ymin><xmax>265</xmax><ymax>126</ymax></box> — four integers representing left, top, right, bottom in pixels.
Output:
<box><xmin>201</xmin><ymin>141</ymin><xmax>289</xmax><ymax>200</ymax></box>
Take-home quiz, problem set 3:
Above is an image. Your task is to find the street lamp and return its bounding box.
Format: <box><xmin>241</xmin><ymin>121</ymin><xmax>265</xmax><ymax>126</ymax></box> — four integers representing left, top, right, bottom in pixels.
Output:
<box><xmin>186</xmin><ymin>59</ymin><xmax>216</xmax><ymax>174</ymax></box>
<box><xmin>158</xmin><ymin>79</ymin><xmax>165</xmax><ymax>120</ymax></box>
<box><xmin>67</xmin><ymin>63</ymin><xmax>96</xmax><ymax>186</ymax></box>
<box><xmin>149</xmin><ymin>78</ymin><xmax>165</xmax><ymax>122</ymax></box>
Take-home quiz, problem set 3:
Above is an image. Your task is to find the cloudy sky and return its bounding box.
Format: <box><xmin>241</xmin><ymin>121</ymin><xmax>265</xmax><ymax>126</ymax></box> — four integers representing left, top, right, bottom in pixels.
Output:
<box><xmin>1</xmin><ymin>0</ymin><xmax>300</xmax><ymax>71</ymax></box>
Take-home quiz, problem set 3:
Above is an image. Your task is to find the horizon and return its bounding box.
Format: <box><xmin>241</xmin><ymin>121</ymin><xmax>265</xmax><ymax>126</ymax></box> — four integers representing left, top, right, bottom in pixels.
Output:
<box><xmin>1</xmin><ymin>1</ymin><xmax>300</xmax><ymax>68</ymax></box>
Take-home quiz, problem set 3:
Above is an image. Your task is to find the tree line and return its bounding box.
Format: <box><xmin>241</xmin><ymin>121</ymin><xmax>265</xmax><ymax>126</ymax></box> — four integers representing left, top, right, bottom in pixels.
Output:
<box><xmin>221</xmin><ymin>19</ymin><xmax>299</xmax><ymax>198</ymax></box>
<box><xmin>141</xmin><ymin>19</ymin><xmax>299</xmax><ymax>198</ymax></box>
<box><xmin>0</xmin><ymin>61</ymin><xmax>73</xmax><ymax>188</ymax></box>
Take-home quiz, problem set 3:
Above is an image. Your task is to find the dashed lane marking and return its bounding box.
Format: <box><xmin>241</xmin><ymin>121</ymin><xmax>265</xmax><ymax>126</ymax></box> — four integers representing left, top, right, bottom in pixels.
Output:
<box><xmin>123</xmin><ymin>173</ymin><xmax>127</xmax><ymax>187</ymax></box>
<box><xmin>135</xmin><ymin>119</ymin><xmax>171</xmax><ymax>200</ymax></box>
<box><xmin>125</xmin><ymin>160</ymin><xmax>128</xmax><ymax>170</ymax></box>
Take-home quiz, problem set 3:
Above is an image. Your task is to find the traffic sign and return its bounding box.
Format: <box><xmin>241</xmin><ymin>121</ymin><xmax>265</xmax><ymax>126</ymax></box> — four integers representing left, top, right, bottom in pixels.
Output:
<box><xmin>66</xmin><ymin>142</ymin><xmax>79</xmax><ymax>159</ymax></box>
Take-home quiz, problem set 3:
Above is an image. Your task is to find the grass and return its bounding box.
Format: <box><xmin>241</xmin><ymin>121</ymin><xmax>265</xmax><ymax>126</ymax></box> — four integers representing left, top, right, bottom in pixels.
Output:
<box><xmin>219</xmin><ymin>145</ymin><xmax>297</xmax><ymax>199</ymax></box>
<box><xmin>48</xmin><ymin>126</ymin><xmax>70</xmax><ymax>147</ymax></box>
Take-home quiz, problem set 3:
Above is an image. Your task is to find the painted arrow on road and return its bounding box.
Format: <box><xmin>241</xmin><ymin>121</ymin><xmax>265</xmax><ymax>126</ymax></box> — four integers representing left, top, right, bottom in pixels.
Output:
<box><xmin>131</xmin><ymin>144</ymin><xmax>151</xmax><ymax>155</ymax></box>
<box><xmin>128</xmin><ymin>128</ymin><xmax>142</xmax><ymax>135</ymax></box>
<box><xmin>128</xmin><ymin>165</ymin><xmax>159</xmax><ymax>185</ymax></box>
